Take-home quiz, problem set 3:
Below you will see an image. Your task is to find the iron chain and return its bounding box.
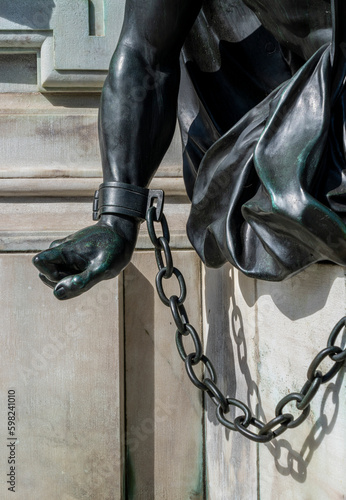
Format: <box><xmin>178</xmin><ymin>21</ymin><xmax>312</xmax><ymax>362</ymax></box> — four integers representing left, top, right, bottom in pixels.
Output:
<box><xmin>146</xmin><ymin>205</ymin><xmax>346</xmax><ymax>443</ymax></box>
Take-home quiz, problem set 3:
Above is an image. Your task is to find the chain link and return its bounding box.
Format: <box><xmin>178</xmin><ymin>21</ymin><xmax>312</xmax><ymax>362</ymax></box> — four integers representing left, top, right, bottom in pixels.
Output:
<box><xmin>176</xmin><ymin>324</ymin><xmax>203</xmax><ymax>364</ymax></box>
<box><xmin>296</xmin><ymin>372</ymin><xmax>323</xmax><ymax>411</ymax></box>
<box><xmin>169</xmin><ymin>296</ymin><xmax>189</xmax><ymax>334</ymax></box>
<box><xmin>216</xmin><ymin>398</ymin><xmax>252</xmax><ymax>431</ymax></box>
<box><xmin>275</xmin><ymin>393</ymin><xmax>310</xmax><ymax>429</ymax></box>
<box><xmin>328</xmin><ymin>316</ymin><xmax>346</xmax><ymax>362</ymax></box>
<box><xmin>155</xmin><ymin>237</ymin><xmax>174</xmax><ymax>279</ymax></box>
<box><xmin>258</xmin><ymin>414</ymin><xmax>294</xmax><ymax>439</ymax></box>
<box><xmin>146</xmin><ymin>205</ymin><xmax>346</xmax><ymax>443</ymax></box>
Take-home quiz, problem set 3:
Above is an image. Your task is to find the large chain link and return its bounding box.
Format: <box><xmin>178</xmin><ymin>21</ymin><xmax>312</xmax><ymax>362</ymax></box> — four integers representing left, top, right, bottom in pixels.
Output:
<box><xmin>146</xmin><ymin>205</ymin><xmax>346</xmax><ymax>443</ymax></box>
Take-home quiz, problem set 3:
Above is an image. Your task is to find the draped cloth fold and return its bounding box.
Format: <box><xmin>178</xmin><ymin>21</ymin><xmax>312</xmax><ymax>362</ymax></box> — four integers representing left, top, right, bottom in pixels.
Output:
<box><xmin>182</xmin><ymin>0</ymin><xmax>346</xmax><ymax>280</ymax></box>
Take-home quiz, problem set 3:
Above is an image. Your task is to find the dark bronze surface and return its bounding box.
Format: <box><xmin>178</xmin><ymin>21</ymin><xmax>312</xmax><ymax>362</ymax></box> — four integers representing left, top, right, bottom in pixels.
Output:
<box><xmin>146</xmin><ymin>201</ymin><xmax>346</xmax><ymax>442</ymax></box>
<box><xmin>34</xmin><ymin>0</ymin><xmax>346</xmax><ymax>298</ymax></box>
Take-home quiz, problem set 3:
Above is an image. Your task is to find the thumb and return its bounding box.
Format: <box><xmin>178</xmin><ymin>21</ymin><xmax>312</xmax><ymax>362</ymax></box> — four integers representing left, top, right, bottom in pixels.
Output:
<box><xmin>54</xmin><ymin>268</ymin><xmax>101</xmax><ymax>300</ymax></box>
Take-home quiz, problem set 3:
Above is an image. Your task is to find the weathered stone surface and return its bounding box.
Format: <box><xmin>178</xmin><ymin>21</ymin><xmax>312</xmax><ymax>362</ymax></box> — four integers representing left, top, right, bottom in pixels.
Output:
<box><xmin>0</xmin><ymin>0</ymin><xmax>126</xmax><ymax>91</ymax></box>
<box><xmin>0</xmin><ymin>2</ymin><xmax>345</xmax><ymax>499</ymax></box>
<box><xmin>0</xmin><ymin>255</ymin><xmax>125</xmax><ymax>500</ymax></box>
<box><xmin>0</xmin><ymin>93</ymin><xmax>182</xmax><ymax>180</ymax></box>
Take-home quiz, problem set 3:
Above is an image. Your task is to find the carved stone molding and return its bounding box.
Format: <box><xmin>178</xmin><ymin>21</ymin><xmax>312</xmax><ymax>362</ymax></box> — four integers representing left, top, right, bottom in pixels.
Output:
<box><xmin>0</xmin><ymin>93</ymin><xmax>183</xmax><ymax>180</ymax></box>
<box><xmin>0</xmin><ymin>177</ymin><xmax>187</xmax><ymax>197</ymax></box>
<box><xmin>0</xmin><ymin>0</ymin><xmax>125</xmax><ymax>91</ymax></box>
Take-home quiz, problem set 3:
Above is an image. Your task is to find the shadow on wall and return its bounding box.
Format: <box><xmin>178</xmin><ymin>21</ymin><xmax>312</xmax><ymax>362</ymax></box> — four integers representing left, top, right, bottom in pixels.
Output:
<box><xmin>123</xmin><ymin>263</ymin><xmax>155</xmax><ymax>500</ymax></box>
<box><xmin>203</xmin><ymin>263</ymin><xmax>236</xmax><ymax>435</ymax></box>
<box><xmin>238</xmin><ymin>263</ymin><xmax>340</xmax><ymax>321</ymax></box>
<box><xmin>0</xmin><ymin>0</ymin><xmax>56</xmax><ymax>30</ymax></box>
<box><xmin>204</xmin><ymin>263</ymin><xmax>345</xmax><ymax>483</ymax></box>
<box><xmin>266</xmin><ymin>367</ymin><xmax>345</xmax><ymax>483</ymax></box>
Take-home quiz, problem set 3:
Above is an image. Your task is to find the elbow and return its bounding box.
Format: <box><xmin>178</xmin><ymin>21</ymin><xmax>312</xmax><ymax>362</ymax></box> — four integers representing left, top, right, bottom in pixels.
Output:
<box><xmin>110</xmin><ymin>33</ymin><xmax>179</xmax><ymax>77</ymax></box>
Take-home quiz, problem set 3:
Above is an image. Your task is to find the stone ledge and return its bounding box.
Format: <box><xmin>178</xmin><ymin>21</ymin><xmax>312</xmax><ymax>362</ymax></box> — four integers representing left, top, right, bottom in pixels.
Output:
<box><xmin>0</xmin><ymin>176</ymin><xmax>188</xmax><ymax>197</ymax></box>
<box><xmin>0</xmin><ymin>229</ymin><xmax>192</xmax><ymax>252</ymax></box>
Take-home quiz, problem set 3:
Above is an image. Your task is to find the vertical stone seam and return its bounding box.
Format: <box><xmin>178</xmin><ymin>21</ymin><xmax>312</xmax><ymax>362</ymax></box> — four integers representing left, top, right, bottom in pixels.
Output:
<box><xmin>254</xmin><ymin>278</ymin><xmax>261</xmax><ymax>500</ymax></box>
<box><xmin>122</xmin><ymin>269</ymin><xmax>129</xmax><ymax>500</ymax></box>
<box><xmin>200</xmin><ymin>260</ymin><xmax>207</xmax><ymax>500</ymax></box>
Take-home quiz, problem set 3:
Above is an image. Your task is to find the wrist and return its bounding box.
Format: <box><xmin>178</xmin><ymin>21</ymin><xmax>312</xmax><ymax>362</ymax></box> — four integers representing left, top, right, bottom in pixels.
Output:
<box><xmin>92</xmin><ymin>181</ymin><xmax>164</xmax><ymax>225</ymax></box>
<box><xmin>98</xmin><ymin>213</ymin><xmax>140</xmax><ymax>238</ymax></box>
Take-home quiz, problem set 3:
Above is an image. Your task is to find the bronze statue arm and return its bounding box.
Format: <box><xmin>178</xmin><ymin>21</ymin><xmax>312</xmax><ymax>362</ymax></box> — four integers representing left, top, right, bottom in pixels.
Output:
<box><xmin>100</xmin><ymin>0</ymin><xmax>203</xmax><ymax>187</ymax></box>
<box><xmin>33</xmin><ymin>0</ymin><xmax>202</xmax><ymax>300</ymax></box>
